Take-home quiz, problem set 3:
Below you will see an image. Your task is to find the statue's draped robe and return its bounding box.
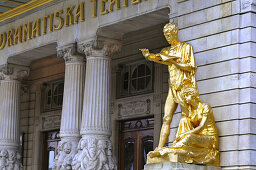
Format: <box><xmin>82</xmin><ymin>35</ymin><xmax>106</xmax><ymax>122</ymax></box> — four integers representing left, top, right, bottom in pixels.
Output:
<box><xmin>160</xmin><ymin>42</ymin><xmax>198</xmax><ymax>107</ymax></box>
<box><xmin>148</xmin><ymin>103</ymin><xmax>219</xmax><ymax>166</ymax></box>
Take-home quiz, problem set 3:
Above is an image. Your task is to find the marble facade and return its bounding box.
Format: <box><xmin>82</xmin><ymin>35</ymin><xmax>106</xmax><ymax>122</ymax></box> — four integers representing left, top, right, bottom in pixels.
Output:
<box><xmin>0</xmin><ymin>0</ymin><xmax>255</xmax><ymax>169</ymax></box>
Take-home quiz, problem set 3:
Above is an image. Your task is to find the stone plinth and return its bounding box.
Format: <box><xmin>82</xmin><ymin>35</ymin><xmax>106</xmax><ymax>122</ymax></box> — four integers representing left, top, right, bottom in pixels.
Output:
<box><xmin>144</xmin><ymin>162</ymin><xmax>221</xmax><ymax>170</ymax></box>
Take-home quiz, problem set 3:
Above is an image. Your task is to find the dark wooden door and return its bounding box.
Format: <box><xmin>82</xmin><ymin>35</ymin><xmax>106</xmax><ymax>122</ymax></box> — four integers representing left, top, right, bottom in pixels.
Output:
<box><xmin>42</xmin><ymin>131</ymin><xmax>60</xmax><ymax>170</ymax></box>
<box><xmin>119</xmin><ymin>117</ymin><xmax>154</xmax><ymax>170</ymax></box>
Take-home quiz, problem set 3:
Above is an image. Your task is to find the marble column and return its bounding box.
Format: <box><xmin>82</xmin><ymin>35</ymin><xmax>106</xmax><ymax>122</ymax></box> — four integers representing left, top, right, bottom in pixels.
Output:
<box><xmin>72</xmin><ymin>38</ymin><xmax>121</xmax><ymax>170</ymax></box>
<box><xmin>0</xmin><ymin>64</ymin><xmax>29</xmax><ymax>170</ymax></box>
<box><xmin>53</xmin><ymin>44</ymin><xmax>85</xmax><ymax>170</ymax></box>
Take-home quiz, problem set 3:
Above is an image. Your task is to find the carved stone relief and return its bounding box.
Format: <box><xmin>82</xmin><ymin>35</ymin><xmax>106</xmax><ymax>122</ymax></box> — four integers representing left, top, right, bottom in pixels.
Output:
<box><xmin>0</xmin><ymin>148</ymin><xmax>23</xmax><ymax>170</ymax></box>
<box><xmin>42</xmin><ymin>111</ymin><xmax>62</xmax><ymax>130</ymax></box>
<box><xmin>241</xmin><ymin>0</ymin><xmax>256</xmax><ymax>12</ymax></box>
<box><xmin>71</xmin><ymin>137</ymin><xmax>117</xmax><ymax>170</ymax></box>
<box><xmin>114</xmin><ymin>95</ymin><xmax>153</xmax><ymax>119</ymax></box>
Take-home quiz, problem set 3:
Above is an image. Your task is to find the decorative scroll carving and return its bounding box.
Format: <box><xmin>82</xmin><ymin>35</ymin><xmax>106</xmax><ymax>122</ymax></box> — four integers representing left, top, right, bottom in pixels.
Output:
<box><xmin>78</xmin><ymin>38</ymin><xmax>121</xmax><ymax>58</ymax></box>
<box><xmin>0</xmin><ymin>64</ymin><xmax>29</xmax><ymax>81</ymax></box>
<box><xmin>0</xmin><ymin>148</ymin><xmax>23</xmax><ymax>170</ymax></box>
<box><xmin>72</xmin><ymin>137</ymin><xmax>117</xmax><ymax>170</ymax></box>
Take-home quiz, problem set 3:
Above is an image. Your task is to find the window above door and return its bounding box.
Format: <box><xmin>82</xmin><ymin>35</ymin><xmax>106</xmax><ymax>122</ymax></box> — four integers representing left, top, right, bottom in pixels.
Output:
<box><xmin>41</xmin><ymin>79</ymin><xmax>64</xmax><ymax>112</ymax></box>
<box><xmin>117</xmin><ymin>60</ymin><xmax>154</xmax><ymax>98</ymax></box>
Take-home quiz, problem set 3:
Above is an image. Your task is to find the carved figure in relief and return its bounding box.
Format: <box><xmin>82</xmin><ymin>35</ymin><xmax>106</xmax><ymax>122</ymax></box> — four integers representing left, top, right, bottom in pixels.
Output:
<box><xmin>6</xmin><ymin>150</ymin><xmax>16</xmax><ymax>170</ymax></box>
<box><xmin>72</xmin><ymin>140</ymin><xmax>87</xmax><ymax>170</ymax></box>
<box><xmin>53</xmin><ymin>141</ymin><xmax>73</xmax><ymax>170</ymax></box>
<box><xmin>73</xmin><ymin>138</ymin><xmax>117</xmax><ymax>170</ymax></box>
<box><xmin>14</xmin><ymin>153</ymin><xmax>22</xmax><ymax>170</ymax></box>
<box><xmin>0</xmin><ymin>149</ymin><xmax>22</xmax><ymax>170</ymax></box>
<box><xmin>0</xmin><ymin>149</ymin><xmax>8</xmax><ymax>170</ymax></box>
<box><xmin>62</xmin><ymin>143</ymin><xmax>73</xmax><ymax>169</ymax></box>
<box><xmin>140</xmin><ymin>23</ymin><xmax>219</xmax><ymax>166</ymax></box>
<box><xmin>106</xmin><ymin>141</ymin><xmax>117</xmax><ymax>170</ymax></box>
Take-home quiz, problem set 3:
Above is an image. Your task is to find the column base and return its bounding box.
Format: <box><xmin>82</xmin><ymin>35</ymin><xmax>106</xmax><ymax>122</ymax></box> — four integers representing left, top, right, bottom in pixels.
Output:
<box><xmin>144</xmin><ymin>162</ymin><xmax>221</xmax><ymax>170</ymax></box>
<box><xmin>53</xmin><ymin>137</ymin><xmax>80</xmax><ymax>170</ymax></box>
<box><xmin>0</xmin><ymin>146</ymin><xmax>23</xmax><ymax>170</ymax></box>
<box><xmin>72</xmin><ymin>135</ymin><xmax>117</xmax><ymax>170</ymax></box>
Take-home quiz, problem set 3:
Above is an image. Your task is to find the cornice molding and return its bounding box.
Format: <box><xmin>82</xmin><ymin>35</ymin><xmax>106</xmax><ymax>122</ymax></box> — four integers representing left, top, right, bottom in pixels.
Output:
<box><xmin>0</xmin><ymin>0</ymin><xmax>54</xmax><ymax>23</ymax></box>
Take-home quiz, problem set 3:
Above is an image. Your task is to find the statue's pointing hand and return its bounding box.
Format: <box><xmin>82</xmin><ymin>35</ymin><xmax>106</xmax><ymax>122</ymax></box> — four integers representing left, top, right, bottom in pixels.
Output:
<box><xmin>139</xmin><ymin>48</ymin><xmax>150</xmax><ymax>58</ymax></box>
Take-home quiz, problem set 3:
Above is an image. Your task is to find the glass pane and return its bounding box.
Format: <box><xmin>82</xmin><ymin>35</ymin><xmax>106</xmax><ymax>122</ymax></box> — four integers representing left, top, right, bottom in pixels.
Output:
<box><xmin>54</xmin><ymin>86</ymin><xmax>58</xmax><ymax>95</ymax></box>
<box><xmin>48</xmin><ymin>151</ymin><xmax>55</xmax><ymax>170</ymax></box>
<box><xmin>124</xmin><ymin>72</ymin><xmax>129</xmax><ymax>81</ymax></box>
<box><xmin>138</xmin><ymin>78</ymin><xmax>145</xmax><ymax>90</ymax></box>
<box><xmin>145</xmin><ymin>76</ymin><xmax>151</xmax><ymax>87</ymax></box>
<box><xmin>143</xmin><ymin>139</ymin><xmax>153</xmax><ymax>165</ymax></box>
<box><xmin>123</xmin><ymin>81</ymin><xmax>128</xmax><ymax>90</ymax></box>
<box><xmin>47</xmin><ymin>89</ymin><xmax>51</xmax><ymax>97</ymax></box>
<box><xmin>131</xmin><ymin>80</ymin><xmax>137</xmax><ymax>90</ymax></box>
<box><xmin>53</xmin><ymin>96</ymin><xmax>58</xmax><ymax>105</ymax></box>
<box><xmin>58</xmin><ymin>83</ymin><xmax>64</xmax><ymax>94</ymax></box>
<box><xmin>58</xmin><ymin>95</ymin><xmax>63</xmax><ymax>106</ymax></box>
<box><xmin>47</xmin><ymin>97</ymin><xmax>51</xmax><ymax>105</ymax></box>
<box><xmin>132</xmin><ymin>67</ymin><xmax>138</xmax><ymax>79</ymax></box>
<box><xmin>138</xmin><ymin>64</ymin><xmax>145</xmax><ymax>77</ymax></box>
<box><xmin>146</xmin><ymin>65</ymin><xmax>151</xmax><ymax>76</ymax></box>
<box><xmin>124</xmin><ymin>141</ymin><xmax>134</xmax><ymax>170</ymax></box>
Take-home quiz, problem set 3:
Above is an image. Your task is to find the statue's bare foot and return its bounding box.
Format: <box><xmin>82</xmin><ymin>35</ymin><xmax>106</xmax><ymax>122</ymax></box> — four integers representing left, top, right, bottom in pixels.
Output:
<box><xmin>148</xmin><ymin>150</ymin><xmax>160</xmax><ymax>158</ymax></box>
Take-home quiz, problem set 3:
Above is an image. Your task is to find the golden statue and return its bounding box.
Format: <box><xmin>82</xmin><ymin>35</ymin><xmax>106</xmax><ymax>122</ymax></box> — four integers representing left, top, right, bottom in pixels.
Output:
<box><xmin>140</xmin><ymin>23</ymin><xmax>219</xmax><ymax>166</ymax></box>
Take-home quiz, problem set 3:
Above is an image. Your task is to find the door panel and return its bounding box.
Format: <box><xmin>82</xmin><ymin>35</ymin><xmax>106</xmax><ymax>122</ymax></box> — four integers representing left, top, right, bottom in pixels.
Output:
<box><xmin>42</xmin><ymin>131</ymin><xmax>60</xmax><ymax>170</ymax></box>
<box><xmin>120</xmin><ymin>117</ymin><xmax>154</xmax><ymax>170</ymax></box>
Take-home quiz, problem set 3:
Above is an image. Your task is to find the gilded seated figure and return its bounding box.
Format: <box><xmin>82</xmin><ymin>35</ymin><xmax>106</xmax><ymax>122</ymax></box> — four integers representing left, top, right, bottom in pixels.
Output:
<box><xmin>140</xmin><ymin>23</ymin><xmax>219</xmax><ymax>167</ymax></box>
<box><xmin>148</xmin><ymin>86</ymin><xmax>219</xmax><ymax>166</ymax></box>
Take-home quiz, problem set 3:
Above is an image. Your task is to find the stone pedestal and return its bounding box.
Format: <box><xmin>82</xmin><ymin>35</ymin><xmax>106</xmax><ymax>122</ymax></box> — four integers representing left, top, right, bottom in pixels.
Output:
<box><xmin>144</xmin><ymin>162</ymin><xmax>221</xmax><ymax>170</ymax></box>
<box><xmin>0</xmin><ymin>64</ymin><xmax>29</xmax><ymax>170</ymax></box>
<box><xmin>53</xmin><ymin>45</ymin><xmax>85</xmax><ymax>170</ymax></box>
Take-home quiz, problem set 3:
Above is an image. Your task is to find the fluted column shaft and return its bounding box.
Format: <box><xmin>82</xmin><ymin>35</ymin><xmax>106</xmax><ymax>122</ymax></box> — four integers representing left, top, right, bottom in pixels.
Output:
<box><xmin>60</xmin><ymin>56</ymin><xmax>85</xmax><ymax>138</ymax></box>
<box><xmin>0</xmin><ymin>80</ymin><xmax>20</xmax><ymax>148</ymax></box>
<box><xmin>53</xmin><ymin>45</ymin><xmax>85</xmax><ymax>170</ymax></box>
<box><xmin>71</xmin><ymin>39</ymin><xmax>121</xmax><ymax>170</ymax></box>
<box><xmin>80</xmin><ymin>56</ymin><xmax>111</xmax><ymax>136</ymax></box>
<box><xmin>0</xmin><ymin>64</ymin><xmax>29</xmax><ymax>170</ymax></box>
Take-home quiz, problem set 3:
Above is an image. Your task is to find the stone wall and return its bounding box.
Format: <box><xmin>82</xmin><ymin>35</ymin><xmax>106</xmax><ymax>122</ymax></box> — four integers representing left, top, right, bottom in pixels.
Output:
<box><xmin>167</xmin><ymin>0</ymin><xmax>256</xmax><ymax>169</ymax></box>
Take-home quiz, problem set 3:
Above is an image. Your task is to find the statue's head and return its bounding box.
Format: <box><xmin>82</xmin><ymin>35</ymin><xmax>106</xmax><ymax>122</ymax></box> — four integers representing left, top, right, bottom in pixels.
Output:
<box><xmin>163</xmin><ymin>23</ymin><xmax>178</xmax><ymax>43</ymax></box>
<box><xmin>183</xmin><ymin>87</ymin><xmax>201</xmax><ymax>105</ymax></box>
<box><xmin>63</xmin><ymin>142</ymin><xmax>72</xmax><ymax>154</ymax></box>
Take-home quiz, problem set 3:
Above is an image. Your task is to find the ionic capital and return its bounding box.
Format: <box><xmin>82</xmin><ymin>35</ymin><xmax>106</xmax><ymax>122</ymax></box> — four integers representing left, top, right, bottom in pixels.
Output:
<box><xmin>78</xmin><ymin>37</ymin><xmax>121</xmax><ymax>58</ymax></box>
<box><xmin>0</xmin><ymin>64</ymin><xmax>29</xmax><ymax>81</ymax></box>
<box><xmin>57</xmin><ymin>43</ymin><xmax>85</xmax><ymax>63</ymax></box>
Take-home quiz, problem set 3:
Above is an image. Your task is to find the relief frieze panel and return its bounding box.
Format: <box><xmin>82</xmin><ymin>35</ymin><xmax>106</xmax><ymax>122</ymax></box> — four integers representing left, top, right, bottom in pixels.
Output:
<box><xmin>41</xmin><ymin>110</ymin><xmax>62</xmax><ymax>130</ymax></box>
<box><xmin>114</xmin><ymin>95</ymin><xmax>153</xmax><ymax>119</ymax></box>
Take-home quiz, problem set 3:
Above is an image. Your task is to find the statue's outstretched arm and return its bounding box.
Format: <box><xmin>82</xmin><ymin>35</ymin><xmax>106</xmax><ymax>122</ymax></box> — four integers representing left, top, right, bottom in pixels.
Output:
<box><xmin>140</xmin><ymin>48</ymin><xmax>173</xmax><ymax>66</ymax></box>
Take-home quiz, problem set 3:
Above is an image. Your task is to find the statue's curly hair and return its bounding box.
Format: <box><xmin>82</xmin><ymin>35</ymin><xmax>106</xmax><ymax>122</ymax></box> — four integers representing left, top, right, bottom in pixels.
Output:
<box><xmin>163</xmin><ymin>23</ymin><xmax>178</xmax><ymax>35</ymax></box>
<box><xmin>182</xmin><ymin>86</ymin><xmax>201</xmax><ymax>102</ymax></box>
